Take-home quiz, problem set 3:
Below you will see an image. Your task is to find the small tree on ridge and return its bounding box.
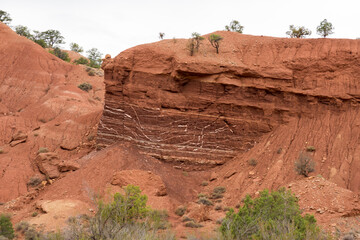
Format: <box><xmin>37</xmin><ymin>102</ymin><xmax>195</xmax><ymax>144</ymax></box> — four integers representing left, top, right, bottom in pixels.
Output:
<box><xmin>0</xmin><ymin>10</ymin><xmax>12</xmax><ymax>25</ymax></box>
<box><xmin>317</xmin><ymin>19</ymin><xmax>334</xmax><ymax>38</ymax></box>
<box><xmin>225</xmin><ymin>20</ymin><xmax>244</xmax><ymax>33</ymax></box>
<box><xmin>41</xmin><ymin>29</ymin><xmax>65</xmax><ymax>48</ymax></box>
<box><xmin>208</xmin><ymin>34</ymin><xmax>223</xmax><ymax>54</ymax></box>
<box><xmin>70</xmin><ymin>42</ymin><xmax>84</xmax><ymax>53</ymax></box>
<box><xmin>286</xmin><ymin>25</ymin><xmax>312</xmax><ymax>38</ymax></box>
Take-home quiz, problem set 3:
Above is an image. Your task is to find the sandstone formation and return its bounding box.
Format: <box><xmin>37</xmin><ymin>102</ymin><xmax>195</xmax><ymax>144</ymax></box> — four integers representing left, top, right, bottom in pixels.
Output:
<box><xmin>99</xmin><ymin>31</ymin><xmax>360</xmax><ymax>175</ymax></box>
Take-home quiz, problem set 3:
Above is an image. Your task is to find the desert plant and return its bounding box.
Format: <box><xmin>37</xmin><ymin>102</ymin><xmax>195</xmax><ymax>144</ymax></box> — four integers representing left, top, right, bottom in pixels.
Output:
<box><xmin>49</xmin><ymin>47</ymin><xmax>70</xmax><ymax>62</ymax></box>
<box><xmin>0</xmin><ymin>149</ymin><xmax>3</xmax><ymax>154</ymax></box>
<box><xmin>14</xmin><ymin>221</ymin><xmax>29</xmax><ymax>233</ymax></box>
<box><xmin>175</xmin><ymin>206</ymin><xmax>186</xmax><ymax>216</ymax></box>
<box><xmin>0</xmin><ymin>10</ymin><xmax>12</xmax><ymax>25</ymax></box>
<box><xmin>0</xmin><ymin>214</ymin><xmax>14</xmax><ymax>239</ymax></box>
<box><xmin>220</xmin><ymin>188</ymin><xmax>323</xmax><ymax>240</ymax></box>
<box><xmin>159</xmin><ymin>32</ymin><xmax>165</xmax><ymax>40</ymax></box>
<box><xmin>201</xmin><ymin>181</ymin><xmax>208</xmax><ymax>186</ymax></box>
<box><xmin>31</xmin><ymin>212</ymin><xmax>38</xmax><ymax>217</ymax></box>
<box><xmin>225</xmin><ymin>20</ymin><xmax>244</xmax><ymax>33</ymax></box>
<box><xmin>248</xmin><ymin>158</ymin><xmax>257</xmax><ymax>166</ymax></box>
<box><xmin>185</xmin><ymin>221</ymin><xmax>203</xmax><ymax>228</ymax></box>
<box><xmin>197</xmin><ymin>196</ymin><xmax>213</xmax><ymax>206</ymax></box>
<box><xmin>15</xmin><ymin>25</ymin><xmax>32</xmax><ymax>39</ymax></box>
<box><xmin>87</xmin><ymin>48</ymin><xmax>102</xmax><ymax>68</ymax></box>
<box><xmin>38</xmin><ymin>147</ymin><xmax>49</xmax><ymax>153</ymax></box>
<box><xmin>70</xmin><ymin>42</ymin><xmax>84</xmax><ymax>53</ymax></box>
<box><xmin>41</xmin><ymin>29</ymin><xmax>65</xmax><ymax>48</ymax></box>
<box><xmin>213</xmin><ymin>186</ymin><xmax>226</xmax><ymax>194</ymax></box>
<box><xmin>317</xmin><ymin>19</ymin><xmax>334</xmax><ymax>38</ymax></box>
<box><xmin>27</xmin><ymin>176</ymin><xmax>42</xmax><ymax>187</ymax></box>
<box><xmin>74</xmin><ymin>57</ymin><xmax>89</xmax><ymax>65</ymax></box>
<box><xmin>87</xmin><ymin>69</ymin><xmax>96</xmax><ymax>76</ymax></box>
<box><xmin>295</xmin><ymin>152</ymin><xmax>315</xmax><ymax>177</ymax></box>
<box><xmin>208</xmin><ymin>34</ymin><xmax>223</xmax><ymax>54</ymax></box>
<box><xmin>181</xmin><ymin>216</ymin><xmax>193</xmax><ymax>222</ymax></box>
<box><xmin>286</xmin><ymin>25</ymin><xmax>312</xmax><ymax>38</ymax></box>
<box><xmin>187</xmin><ymin>32</ymin><xmax>204</xmax><ymax>56</ymax></box>
<box><xmin>306</xmin><ymin>146</ymin><xmax>316</xmax><ymax>152</ymax></box>
<box><xmin>78</xmin><ymin>83</ymin><xmax>93</xmax><ymax>92</ymax></box>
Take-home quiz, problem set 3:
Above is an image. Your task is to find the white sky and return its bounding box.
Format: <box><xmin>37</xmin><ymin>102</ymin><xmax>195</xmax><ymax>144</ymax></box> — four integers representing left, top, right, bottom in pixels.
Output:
<box><xmin>2</xmin><ymin>0</ymin><xmax>359</xmax><ymax>57</ymax></box>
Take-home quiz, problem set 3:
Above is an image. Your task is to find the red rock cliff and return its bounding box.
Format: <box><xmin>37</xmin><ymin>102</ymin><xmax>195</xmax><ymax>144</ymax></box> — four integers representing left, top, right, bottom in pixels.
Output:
<box><xmin>98</xmin><ymin>31</ymin><xmax>360</xmax><ymax>175</ymax></box>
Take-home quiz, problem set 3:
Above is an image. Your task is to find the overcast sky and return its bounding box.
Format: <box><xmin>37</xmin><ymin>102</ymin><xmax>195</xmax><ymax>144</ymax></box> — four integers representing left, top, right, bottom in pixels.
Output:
<box><xmin>2</xmin><ymin>0</ymin><xmax>359</xmax><ymax>57</ymax></box>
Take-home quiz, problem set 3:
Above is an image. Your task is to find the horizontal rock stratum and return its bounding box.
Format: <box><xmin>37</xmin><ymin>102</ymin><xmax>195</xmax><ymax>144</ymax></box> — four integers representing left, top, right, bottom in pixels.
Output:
<box><xmin>98</xmin><ymin>31</ymin><xmax>360</xmax><ymax>169</ymax></box>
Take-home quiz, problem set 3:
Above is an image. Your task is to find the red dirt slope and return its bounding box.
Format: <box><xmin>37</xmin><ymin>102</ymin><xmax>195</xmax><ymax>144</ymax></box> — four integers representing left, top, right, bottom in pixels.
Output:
<box><xmin>0</xmin><ymin>23</ymin><xmax>104</xmax><ymax>202</ymax></box>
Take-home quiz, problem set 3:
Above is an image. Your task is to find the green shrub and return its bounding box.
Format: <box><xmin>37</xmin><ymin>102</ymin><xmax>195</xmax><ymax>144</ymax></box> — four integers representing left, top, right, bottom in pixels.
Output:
<box><xmin>78</xmin><ymin>83</ymin><xmax>92</xmax><ymax>92</ymax></box>
<box><xmin>70</xmin><ymin>42</ymin><xmax>84</xmax><ymax>53</ymax></box>
<box><xmin>0</xmin><ymin>214</ymin><xmax>14</xmax><ymax>239</ymax></box>
<box><xmin>208</xmin><ymin>34</ymin><xmax>223</xmax><ymax>54</ymax></box>
<box><xmin>49</xmin><ymin>48</ymin><xmax>70</xmax><ymax>62</ymax></box>
<box><xmin>77</xmin><ymin>185</ymin><xmax>168</xmax><ymax>239</ymax></box>
<box><xmin>197</xmin><ymin>197</ymin><xmax>213</xmax><ymax>206</ymax></box>
<box><xmin>181</xmin><ymin>216</ymin><xmax>193</xmax><ymax>222</ymax></box>
<box><xmin>213</xmin><ymin>186</ymin><xmax>226</xmax><ymax>194</ymax></box>
<box><xmin>295</xmin><ymin>152</ymin><xmax>315</xmax><ymax>177</ymax></box>
<box><xmin>87</xmin><ymin>69</ymin><xmax>96</xmax><ymax>76</ymax></box>
<box><xmin>14</xmin><ymin>221</ymin><xmax>29</xmax><ymax>233</ymax></box>
<box><xmin>248</xmin><ymin>158</ymin><xmax>257</xmax><ymax>166</ymax></box>
<box><xmin>317</xmin><ymin>19</ymin><xmax>334</xmax><ymax>38</ymax></box>
<box><xmin>27</xmin><ymin>176</ymin><xmax>42</xmax><ymax>187</ymax></box>
<box><xmin>201</xmin><ymin>181</ymin><xmax>208</xmax><ymax>186</ymax></box>
<box><xmin>184</xmin><ymin>221</ymin><xmax>203</xmax><ymax>228</ymax></box>
<box><xmin>225</xmin><ymin>20</ymin><xmax>244</xmax><ymax>33</ymax></box>
<box><xmin>175</xmin><ymin>206</ymin><xmax>186</xmax><ymax>216</ymax></box>
<box><xmin>286</xmin><ymin>25</ymin><xmax>312</xmax><ymax>38</ymax></box>
<box><xmin>220</xmin><ymin>188</ymin><xmax>324</xmax><ymax>240</ymax></box>
<box><xmin>74</xmin><ymin>57</ymin><xmax>89</xmax><ymax>65</ymax></box>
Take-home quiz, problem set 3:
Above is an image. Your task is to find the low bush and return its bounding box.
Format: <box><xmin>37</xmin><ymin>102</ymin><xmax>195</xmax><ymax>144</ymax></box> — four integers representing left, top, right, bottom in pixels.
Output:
<box><xmin>295</xmin><ymin>152</ymin><xmax>315</xmax><ymax>177</ymax></box>
<box><xmin>78</xmin><ymin>83</ymin><xmax>92</xmax><ymax>92</ymax></box>
<box><xmin>27</xmin><ymin>176</ymin><xmax>42</xmax><ymax>187</ymax></box>
<box><xmin>0</xmin><ymin>214</ymin><xmax>14</xmax><ymax>239</ymax></box>
<box><xmin>49</xmin><ymin>48</ymin><xmax>70</xmax><ymax>62</ymax></box>
<box><xmin>220</xmin><ymin>188</ymin><xmax>326</xmax><ymax>240</ymax></box>
<box><xmin>210</xmin><ymin>186</ymin><xmax>226</xmax><ymax>199</ymax></box>
<box><xmin>14</xmin><ymin>221</ymin><xmax>29</xmax><ymax>233</ymax></box>
<box><xmin>74</xmin><ymin>57</ymin><xmax>89</xmax><ymax>65</ymax></box>
<box><xmin>201</xmin><ymin>181</ymin><xmax>208</xmax><ymax>186</ymax></box>
<box><xmin>306</xmin><ymin>146</ymin><xmax>316</xmax><ymax>152</ymax></box>
<box><xmin>248</xmin><ymin>158</ymin><xmax>257</xmax><ymax>166</ymax></box>
<box><xmin>197</xmin><ymin>197</ymin><xmax>213</xmax><ymax>206</ymax></box>
<box><xmin>65</xmin><ymin>185</ymin><xmax>171</xmax><ymax>239</ymax></box>
<box><xmin>184</xmin><ymin>221</ymin><xmax>203</xmax><ymax>228</ymax></box>
<box><xmin>38</xmin><ymin>147</ymin><xmax>49</xmax><ymax>154</ymax></box>
<box><xmin>175</xmin><ymin>206</ymin><xmax>186</xmax><ymax>216</ymax></box>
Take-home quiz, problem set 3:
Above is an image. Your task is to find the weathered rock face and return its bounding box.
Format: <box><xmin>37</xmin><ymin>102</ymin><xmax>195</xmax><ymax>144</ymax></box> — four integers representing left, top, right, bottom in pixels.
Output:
<box><xmin>98</xmin><ymin>31</ymin><xmax>360</xmax><ymax>168</ymax></box>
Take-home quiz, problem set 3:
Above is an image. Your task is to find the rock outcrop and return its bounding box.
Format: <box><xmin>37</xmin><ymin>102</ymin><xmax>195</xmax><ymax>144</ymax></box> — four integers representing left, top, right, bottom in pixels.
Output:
<box><xmin>98</xmin><ymin>31</ymin><xmax>360</xmax><ymax>170</ymax></box>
